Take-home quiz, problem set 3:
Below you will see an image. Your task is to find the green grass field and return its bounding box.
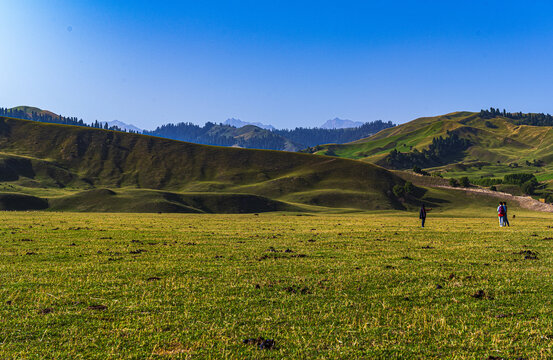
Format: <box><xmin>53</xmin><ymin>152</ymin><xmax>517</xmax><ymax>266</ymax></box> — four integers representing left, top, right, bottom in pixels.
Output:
<box><xmin>2</xmin><ymin>209</ymin><xmax>553</xmax><ymax>359</ymax></box>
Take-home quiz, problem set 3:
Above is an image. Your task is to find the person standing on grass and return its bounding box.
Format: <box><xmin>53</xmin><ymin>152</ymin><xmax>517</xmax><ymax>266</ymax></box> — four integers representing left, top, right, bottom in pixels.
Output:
<box><xmin>497</xmin><ymin>201</ymin><xmax>505</xmax><ymax>227</ymax></box>
<box><xmin>419</xmin><ymin>204</ymin><xmax>432</xmax><ymax>228</ymax></box>
<box><xmin>502</xmin><ymin>202</ymin><xmax>510</xmax><ymax>227</ymax></box>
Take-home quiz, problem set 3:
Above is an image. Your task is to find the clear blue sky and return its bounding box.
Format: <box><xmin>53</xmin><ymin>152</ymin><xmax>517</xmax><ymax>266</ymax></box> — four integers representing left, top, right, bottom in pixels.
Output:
<box><xmin>2</xmin><ymin>1</ymin><xmax>553</xmax><ymax>129</ymax></box>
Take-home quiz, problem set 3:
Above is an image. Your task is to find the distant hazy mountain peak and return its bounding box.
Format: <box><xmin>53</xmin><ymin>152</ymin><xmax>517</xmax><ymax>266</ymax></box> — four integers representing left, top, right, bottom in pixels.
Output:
<box><xmin>320</xmin><ymin>118</ymin><xmax>365</xmax><ymax>129</ymax></box>
<box><xmin>102</xmin><ymin>120</ymin><xmax>142</xmax><ymax>132</ymax></box>
<box><xmin>224</xmin><ymin>118</ymin><xmax>275</xmax><ymax>130</ymax></box>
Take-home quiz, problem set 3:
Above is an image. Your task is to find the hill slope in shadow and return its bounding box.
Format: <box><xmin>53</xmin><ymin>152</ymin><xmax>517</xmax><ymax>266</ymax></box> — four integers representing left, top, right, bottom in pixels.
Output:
<box><xmin>0</xmin><ymin>116</ymin><xmax>408</xmax><ymax>212</ymax></box>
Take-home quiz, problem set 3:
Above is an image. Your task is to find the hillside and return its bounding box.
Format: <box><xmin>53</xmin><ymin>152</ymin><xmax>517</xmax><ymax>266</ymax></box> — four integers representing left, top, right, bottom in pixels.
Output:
<box><xmin>0</xmin><ymin>116</ymin><xmax>416</xmax><ymax>212</ymax></box>
<box><xmin>307</xmin><ymin>111</ymin><xmax>553</xmax><ymax>182</ymax></box>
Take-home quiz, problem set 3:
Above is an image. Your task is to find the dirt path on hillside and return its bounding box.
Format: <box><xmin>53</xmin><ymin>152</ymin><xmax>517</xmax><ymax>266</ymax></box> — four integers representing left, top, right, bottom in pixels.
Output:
<box><xmin>434</xmin><ymin>185</ymin><xmax>553</xmax><ymax>212</ymax></box>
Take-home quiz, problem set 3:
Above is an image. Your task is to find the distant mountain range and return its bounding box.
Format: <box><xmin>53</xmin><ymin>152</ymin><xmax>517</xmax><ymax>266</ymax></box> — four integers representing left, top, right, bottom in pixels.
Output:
<box><xmin>225</xmin><ymin>117</ymin><xmax>371</xmax><ymax>130</ymax></box>
<box><xmin>224</xmin><ymin>118</ymin><xmax>275</xmax><ymax>130</ymax></box>
<box><xmin>320</xmin><ymin>118</ymin><xmax>365</xmax><ymax>129</ymax></box>
<box><xmin>0</xmin><ymin>106</ymin><xmax>394</xmax><ymax>151</ymax></box>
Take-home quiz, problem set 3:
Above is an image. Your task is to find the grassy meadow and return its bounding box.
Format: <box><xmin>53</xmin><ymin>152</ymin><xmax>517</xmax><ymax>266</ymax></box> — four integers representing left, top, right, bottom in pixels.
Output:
<box><xmin>2</xmin><ymin>209</ymin><xmax>553</xmax><ymax>359</ymax></box>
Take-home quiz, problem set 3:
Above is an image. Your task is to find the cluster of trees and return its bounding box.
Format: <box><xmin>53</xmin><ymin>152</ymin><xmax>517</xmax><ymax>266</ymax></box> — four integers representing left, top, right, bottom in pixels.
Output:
<box><xmin>448</xmin><ymin>177</ymin><xmax>470</xmax><ymax>188</ymax></box>
<box><xmin>145</xmin><ymin>122</ymin><xmax>291</xmax><ymax>150</ymax></box>
<box><xmin>392</xmin><ymin>181</ymin><xmax>415</xmax><ymax>199</ymax></box>
<box><xmin>449</xmin><ymin>173</ymin><xmax>540</xmax><ymax>195</ymax></box>
<box><xmin>472</xmin><ymin>177</ymin><xmax>502</xmax><ymax>187</ymax></box>
<box><xmin>480</xmin><ymin>107</ymin><xmax>553</xmax><ymax>127</ymax></box>
<box><xmin>503</xmin><ymin>173</ymin><xmax>539</xmax><ymax>194</ymax></box>
<box><xmin>274</xmin><ymin>120</ymin><xmax>394</xmax><ymax>147</ymax></box>
<box><xmin>146</xmin><ymin>120</ymin><xmax>396</xmax><ymax>151</ymax></box>
<box><xmin>526</xmin><ymin>159</ymin><xmax>544</xmax><ymax>167</ymax></box>
<box><xmin>412</xmin><ymin>165</ymin><xmax>430</xmax><ymax>176</ymax></box>
<box><xmin>385</xmin><ymin>132</ymin><xmax>471</xmax><ymax>169</ymax></box>
<box><xmin>503</xmin><ymin>173</ymin><xmax>537</xmax><ymax>185</ymax></box>
<box><xmin>0</xmin><ymin>107</ymin><xmax>132</xmax><ymax>133</ymax></box>
<box><xmin>472</xmin><ymin>173</ymin><xmax>540</xmax><ymax>195</ymax></box>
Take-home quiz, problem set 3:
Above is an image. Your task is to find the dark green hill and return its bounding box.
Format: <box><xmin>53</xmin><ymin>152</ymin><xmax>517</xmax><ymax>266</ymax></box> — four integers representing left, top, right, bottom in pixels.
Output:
<box><xmin>0</xmin><ymin>116</ymin><xmax>411</xmax><ymax>212</ymax></box>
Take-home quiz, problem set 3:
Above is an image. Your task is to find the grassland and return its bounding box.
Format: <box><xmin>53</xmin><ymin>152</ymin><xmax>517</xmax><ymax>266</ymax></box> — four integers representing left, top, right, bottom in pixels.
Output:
<box><xmin>2</xmin><ymin>208</ymin><xmax>553</xmax><ymax>359</ymax></box>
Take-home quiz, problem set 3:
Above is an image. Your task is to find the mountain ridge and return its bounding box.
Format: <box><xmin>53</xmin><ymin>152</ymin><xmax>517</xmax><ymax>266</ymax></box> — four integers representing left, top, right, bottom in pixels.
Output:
<box><xmin>320</xmin><ymin>118</ymin><xmax>365</xmax><ymax>129</ymax></box>
<box><xmin>224</xmin><ymin>118</ymin><xmax>275</xmax><ymax>130</ymax></box>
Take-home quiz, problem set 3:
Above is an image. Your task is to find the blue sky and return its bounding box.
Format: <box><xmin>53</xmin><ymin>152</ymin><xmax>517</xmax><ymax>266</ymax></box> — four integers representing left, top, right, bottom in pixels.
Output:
<box><xmin>2</xmin><ymin>1</ymin><xmax>553</xmax><ymax>129</ymax></box>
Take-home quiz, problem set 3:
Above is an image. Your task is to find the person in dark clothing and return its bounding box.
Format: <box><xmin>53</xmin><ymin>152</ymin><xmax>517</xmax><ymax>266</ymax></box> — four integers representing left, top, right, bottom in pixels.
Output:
<box><xmin>419</xmin><ymin>204</ymin><xmax>432</xmax><ymax>228</ymax></box>
<box><xmin>502</xmin><ymin>202</ymin><xmax>510</xmax><ymax>227</ymax></box>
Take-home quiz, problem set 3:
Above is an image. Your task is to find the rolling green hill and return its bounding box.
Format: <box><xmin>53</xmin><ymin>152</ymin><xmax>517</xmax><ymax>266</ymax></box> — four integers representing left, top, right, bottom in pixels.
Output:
<box><xmin>10</xmin><ymin>105</ymin><xmax>59</xmax><ymax>118</ymax></box>
<box><xmin>0</xmin><ymin>116</ymin><xmax>418</xmax><ymax>212</ymax></box>
<box><xmin>307</xmin><ymin>111</ymin><xmax>553</xmax><ymax>182</ymax></box>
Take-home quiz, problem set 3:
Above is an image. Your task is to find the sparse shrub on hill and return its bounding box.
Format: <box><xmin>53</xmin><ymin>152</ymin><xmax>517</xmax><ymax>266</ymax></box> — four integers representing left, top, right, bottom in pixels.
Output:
<box><xmin>412</xmin><ymin>165</ymin><xmax>429</xmax><ymax>176</ymax></box>
<box><xmin>521</xmin><ymin>180</ymin><xmax>537</xmax><ymax>195</ymax></box>
<box><xmin>449</xmin><ymin>178</ymin><xmax>459</xmax><ymax>187</ymax></box>
<box><xmin>525</xmin><ymin>159</ymin><xmax>545</xmax><ymax>167</ymax></box>
<box><xmin>459</xmin><ymin>177</ymin><xmax>470</xmax><ymax>188</ymax></box>
<box><xmin>404</xmin><ymin>181</ymin><xmax>414</xmax><ymax>195</ymax></box>
<box><xmin>490</xmin><ymin>185</ymin><xmax>497</xmax><ymax>191</ymax></box>
<box><xmin>484</xmin><ymin>121</ymin><xmax>498</xmax><ymax>129</ymax></box>
<box><xmin>392</xmin><ymin>184</ymin><xmax>405</xmax><ymax>198</ymax></box>
<box><xmin>393</xmin><ymin>182</ymin><xmax>415</xmax><ymax>201</ymax></box>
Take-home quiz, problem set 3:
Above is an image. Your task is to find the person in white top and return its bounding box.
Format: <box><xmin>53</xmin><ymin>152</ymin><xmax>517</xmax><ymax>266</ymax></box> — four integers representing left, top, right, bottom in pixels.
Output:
<box><xmin>497</xmin><ymin>201</ymin><xmax>505</xmax><ymax>227</ymax></box>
